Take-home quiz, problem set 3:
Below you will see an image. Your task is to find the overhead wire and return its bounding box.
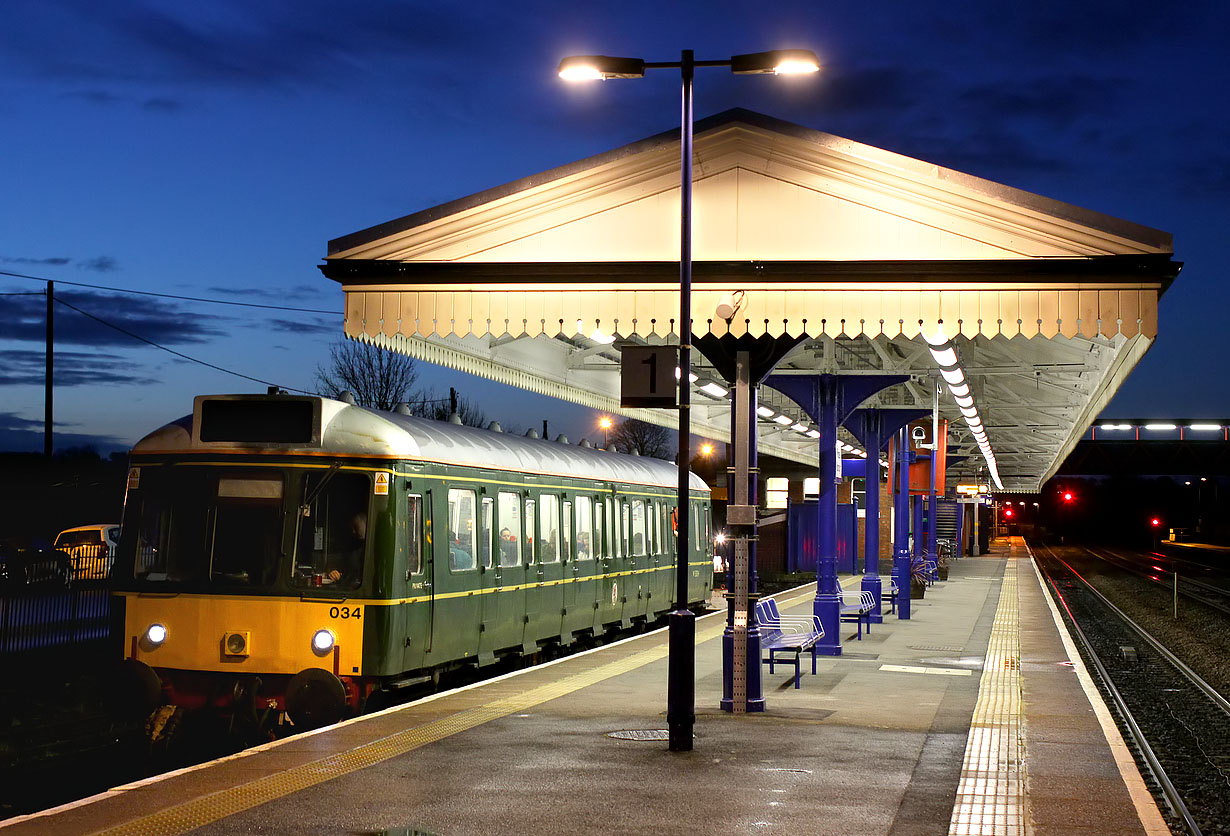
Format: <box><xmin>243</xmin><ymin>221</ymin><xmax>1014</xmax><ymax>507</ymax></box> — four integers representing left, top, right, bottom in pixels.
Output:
<box><xmin>53</xmin><ymin>296</ymin><xmax>317</xmax><ymax>395</ymax></box>
<box><xmin>0</xmin><ymin>269</ymin><xmax>339</xmax><ymax>315</ymax></box>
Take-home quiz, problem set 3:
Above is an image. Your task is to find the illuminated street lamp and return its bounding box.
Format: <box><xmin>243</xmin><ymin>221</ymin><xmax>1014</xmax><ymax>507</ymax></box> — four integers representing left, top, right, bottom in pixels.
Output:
<box><xmin>699</xmin><ymin>442</ymin><xmax>714</xmax><ymax>457</ymax></box>
<box><xmin>560</xmin><ymin>47</ymin><xmax>819</xmax><ymax>752</ymax></box>
<box><xmin>598</xmin><ymin>415</ymin><xmax>613</xmax><ymax>448</ymax></box>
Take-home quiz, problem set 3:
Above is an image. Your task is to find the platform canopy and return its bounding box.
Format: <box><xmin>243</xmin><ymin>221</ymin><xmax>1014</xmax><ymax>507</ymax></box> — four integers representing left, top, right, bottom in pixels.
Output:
<box><xmin>321</xmin><ymin>109</ymin><xmax>1178</xmax><ymax>492</ymax></box>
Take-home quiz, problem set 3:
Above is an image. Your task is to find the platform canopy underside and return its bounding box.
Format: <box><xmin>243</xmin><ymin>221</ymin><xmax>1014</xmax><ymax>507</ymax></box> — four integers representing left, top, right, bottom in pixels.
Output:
<box><xmin>321</xmin><ymin>110</ymin><xmax>1178</xmax><ymax>493</ymax></box>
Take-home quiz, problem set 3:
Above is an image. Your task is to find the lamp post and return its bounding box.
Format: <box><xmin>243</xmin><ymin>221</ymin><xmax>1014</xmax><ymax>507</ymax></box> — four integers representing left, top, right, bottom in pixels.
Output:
<box><xmin>560</xmin><ymin>48</ymin><xmax>819</xmax><ymax>752</ymax></box>
<box><xmin>599</xmin><ymin>416</ymin><xmax>612</xmax><ymax>448</ymax></box>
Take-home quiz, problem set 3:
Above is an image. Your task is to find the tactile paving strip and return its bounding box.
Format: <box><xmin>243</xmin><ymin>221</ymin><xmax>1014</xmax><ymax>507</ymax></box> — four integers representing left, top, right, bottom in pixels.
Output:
<box><xmin>948</xmin><ymin>557</ymin><xmax>1025</xmax><ymax>836</ymax></box>
<box><xmin>97</xmin><ymin>619</ymin><xmax>730</xmax><ymax>836</ymax></box>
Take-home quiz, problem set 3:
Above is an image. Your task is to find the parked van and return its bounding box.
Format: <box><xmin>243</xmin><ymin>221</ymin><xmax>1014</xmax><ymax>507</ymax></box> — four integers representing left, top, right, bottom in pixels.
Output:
<box><xmin>54</xmin><ymin>524</ymin><xmax>119</xmax><ymax>580</ymax></box>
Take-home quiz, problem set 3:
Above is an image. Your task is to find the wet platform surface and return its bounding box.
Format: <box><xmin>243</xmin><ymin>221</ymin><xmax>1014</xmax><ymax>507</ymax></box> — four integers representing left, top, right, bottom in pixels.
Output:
<box><xmin>1</xmin><ymin>539</ymin><xmax>1168</xmax><ymax>836</ymax></box>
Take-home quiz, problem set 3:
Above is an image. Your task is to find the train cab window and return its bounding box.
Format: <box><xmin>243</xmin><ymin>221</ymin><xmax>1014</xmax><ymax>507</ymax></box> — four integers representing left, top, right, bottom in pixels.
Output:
<box><xmin>631</xmin><ymin>500</ymin><xmax>647</xmax><ymax>556</ymax></box>
<box><xmin>538</xmin><ymin>494</ymin><xmax>560</xmax><ymax>564</ymax></box>
<box><xmin>405</xmin><ymin>494</ymin><xmax>423</xmax><ymax>576</ymax></box>
<box><xmin>211</xmin><ymin>477</ymin><xmax>284</xmax><ymax>585</ymax></box>
<box><xmin>561</xmin><ymin>500</ymin><xmax>573</xmax><ymax>562</ymax></box>
<box><xmin>447</xmin><ymin>488</ymin><xmax>477</xmax><ymax>572</ymax></box>
<box><xmin>575</xmin><ymin>496</ymin><xmax>594</xmax><ymax>562</ymax></box>
<box><xmin>593</xmin><ymin>498</ymin><xmax>607</xmax><ymax>560</ymax></box>
<box><xmin>293</xmin><ymin>471</ymin><xmax>369</xmax><ymax>590</ymax></box>
<box><xmin>479</xmin><ymin>497</ymin><xmax>493</xmax><ymax>570</ymax></box>
<box><xmin>497</xmin><ymin>491</ymin><xmax>522</xmax><ymax>567</ymax></box>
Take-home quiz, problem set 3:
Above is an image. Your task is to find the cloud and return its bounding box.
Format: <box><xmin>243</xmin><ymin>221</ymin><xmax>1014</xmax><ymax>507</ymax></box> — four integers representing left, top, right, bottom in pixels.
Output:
<box><xmin>78</xmin><ymin>255</ymin><xmax>118</xmax><ymax>272</ymax></box>
<box><xmin>0</xmin><ymin>288</ymin><xmax>228</xmax><ymax>347</ymax></box>
<box><xmin>0</xmin><ymin>348</ymin><xmax>157</xmax><ymax>386</ymax></box>
<box><xmin>2</xmin><ymin>254</ymin><xmax>120</xmax><ymax>271</ymax></box>
<box><xmin>265</xmin><ymin>316</ymin><xmax>338</xmax><ymax>335</ymax></box>
<box><xmin>2</xmin><ymin>255</ymin><xmax>71</xmax><ymax>266</ymax></box>
<box><xmin>0</xmin><ymin>411</ymin><xmax>124</xmax><ymax>454</ymax></box>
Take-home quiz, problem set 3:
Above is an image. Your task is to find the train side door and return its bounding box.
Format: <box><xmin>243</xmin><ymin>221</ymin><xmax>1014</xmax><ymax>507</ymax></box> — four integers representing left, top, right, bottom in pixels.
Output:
<box><xmin>488</xmin><ymin>490</ymin><xmax>528</xmax><ymax>657</ymax></box>
<box><xmin>628</xmin><ymin>498</ymin><xmax>652</xmax><ymax>621</ymax></box>
<box><xmin>400</xmin><ymin>487</ymin><xmax>433</xmax><ymax>672</ymax></box>
<box><xmin>529</xmin><ymin>492</ymin><xmax>565</xmax><ymax>646</ymax></box>
<box><xmin>476</xmin><ymin>494</ymin><xmax>500</xmax><ymax>665</ymax></box>
<box><xmin>564</xmin><ymin>496</ymin><xmax>596</xmax><ymax>642</ymax></box>
<box><xmin>436</xmin><ymin>486</ymin><xmax>482</xmax><ymax>664</ymax></box>
<box><xmin>593</xmin><ymin>493</ymin><xmax>624</xmax><ymax>631</ymax></box>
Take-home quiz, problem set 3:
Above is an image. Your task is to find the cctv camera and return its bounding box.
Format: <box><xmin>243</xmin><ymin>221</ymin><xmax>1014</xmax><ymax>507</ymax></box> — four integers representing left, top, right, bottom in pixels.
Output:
<box><xmin>911</xmin><ymin>426</ymin><xmax>927</xmax><ymax>442</ymax></box>
<box><xmin>715</xmin><ymin>290</ymin><xmax>746</xmax><ymax>321</ymax></box>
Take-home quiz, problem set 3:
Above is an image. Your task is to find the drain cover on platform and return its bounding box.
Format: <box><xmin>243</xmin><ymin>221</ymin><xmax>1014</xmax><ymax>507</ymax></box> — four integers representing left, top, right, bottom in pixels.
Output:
<box><xmin>607</xmin><ymin>729</ymin><xmax>670</xmax><ymax>741</ymax></box>
<box><xmin>910</xmin><ymin>645</ymin><xmax>964</xmax><ymax>652</ymax></box>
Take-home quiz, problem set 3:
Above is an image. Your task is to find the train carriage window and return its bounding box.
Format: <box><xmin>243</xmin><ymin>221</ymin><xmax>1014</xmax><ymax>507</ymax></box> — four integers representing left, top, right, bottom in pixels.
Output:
<box><xmin>561</xmin><ymin>500</ymin><xmax>573</xmax><ymax>562</ymax></box>
<box><xmin>593</xmin><ymin>498</ymin><xmax>607</xmax><ymax>560</ymax></box>
<box><xmin>524</xmin><ymin>499</ymin><xmax>536</xmax><ymax>564</ymax></box>
<box><xmin>631</xmin><ymin>500</ymin><xmax>647</xmax><ymax>556</ymax></box>
<box><xmin>497</xmin><ymin>491</ymin><xmax>521</xmax><ymax>567</ymax></box>
<box><xmin>692</xmin><ymin>504</ymin><xmax>702</xmax><ymax>552</ymax></box>
<box><xmin>575</xmin><ymin>496</ymin><xmax>594</xmax><ymax>561</ymax></box>
<box><xmin>538</xmin><ymin>494</ymin><xmax>559</xmax><ymax>564</ymax></box>
<box><xmin>479</xmin><ymin>497</ymin><xmax>493</xmax><ymax>570</ymax></box>
<box><xmin>649</xmin><ymin>502</ymin><xmax>659</xmax><ymax>555</ymax></box>
<box><xmin>447</xmin><ymin>488</ymin><xmax>477</xmax><ymax>572</ymax></box>
<box><xmin>293</xmin><ymin>471</ymin><xmax>369</xmax><ymax>590</ymax></box>
<box><xmin>405</xmin><ymin>494</ymin><xmax>423</xmax><ymax>576</ymax></box>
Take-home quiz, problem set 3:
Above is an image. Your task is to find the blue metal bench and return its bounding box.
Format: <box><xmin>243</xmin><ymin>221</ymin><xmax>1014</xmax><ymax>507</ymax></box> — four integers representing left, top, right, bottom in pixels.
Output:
<box><xmin>756</xmin><ymin>599</ymin><xmax>824</xmax><ymax>689</ymax></box>
<box><xmin>881</xmin><ymin>577</ymin><xmax>899</xmax><ymax>615</ymax></box>
<box><xmin>838</xmin><ymin>590</ymin><xmax>875</xmax><ymax>639</ymax></box>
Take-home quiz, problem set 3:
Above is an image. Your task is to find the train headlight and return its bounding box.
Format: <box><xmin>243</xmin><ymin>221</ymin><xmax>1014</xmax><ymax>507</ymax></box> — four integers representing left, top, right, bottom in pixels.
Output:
<box><xmin>312</xmin><ymin>629</ymin><xmax>336</xmax><ymax>656</ymax></box>
<box><xmin>145</xmin><ymin>623</ymin><xmax>167</xmax><ymax>648</ymax></box>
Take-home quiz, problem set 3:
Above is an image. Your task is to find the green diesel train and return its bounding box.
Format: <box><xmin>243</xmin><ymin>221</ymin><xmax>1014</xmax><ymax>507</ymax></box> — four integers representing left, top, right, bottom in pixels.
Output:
<box><xmin>114</xmin><ymin>394</ymin><xmax>713</xmax><ymax>729</ymax></box>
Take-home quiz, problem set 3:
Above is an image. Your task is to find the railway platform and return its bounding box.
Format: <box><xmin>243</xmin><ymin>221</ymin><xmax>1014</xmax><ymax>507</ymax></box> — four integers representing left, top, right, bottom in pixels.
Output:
<box><xmin>1</xmin><ymin>539</ymin><xmax>1169</xmax><ymax>836</ymax></box>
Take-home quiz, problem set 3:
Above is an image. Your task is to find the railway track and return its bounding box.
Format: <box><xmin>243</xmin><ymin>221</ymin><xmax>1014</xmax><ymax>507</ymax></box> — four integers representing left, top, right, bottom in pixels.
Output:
<box><xmin>1033</xmin><ymin>542</ymin><xmax>1230</xmax><ymax>836</ymax></box>
<box><xmin>1083</xmin><ymin>544</ymin><xmax>1230</xmax><ymax>617</ymax></box>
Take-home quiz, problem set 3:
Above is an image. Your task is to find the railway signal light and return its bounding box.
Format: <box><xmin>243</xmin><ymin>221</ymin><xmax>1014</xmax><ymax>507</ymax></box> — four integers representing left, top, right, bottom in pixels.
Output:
<box><xmin>1062</xmin><ymin>491</ymin><xmax>1074</xmax><ymax>503</ymax></box>
<box><xmin>1003</xmin><ymin>507</ymin><xmax>1014</xmax><ymax>518</ymax></box>
<box><xmin>1151</xmin><ymin>517</ymin><xmax>1161</xmax><ymax>527</ymax></box>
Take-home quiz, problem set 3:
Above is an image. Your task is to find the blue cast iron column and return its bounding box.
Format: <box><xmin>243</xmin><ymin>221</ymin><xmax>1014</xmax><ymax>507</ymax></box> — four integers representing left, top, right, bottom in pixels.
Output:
<box><xmin>762</xmin><ymin>373</ymin><xmax>908</xmax><ymax>656</ymax></box>
<box><xmin>846</xmin><ymin>408</ymin><xmax>927</xmax><ymax>624</ymax></box>
<box><xmin>859</xmin><ymin>413</ymin><xmax>883</xmax><ymax>622</ymax></box>
<box><xmin>893</xmin><ymin>427</ymin><xmax>913</xmax><ymax>619</ymax></box>
<box><xmin>815</xmin><ymin>376</ymin><xmax>842</xmax><ymax>654</ymax></box>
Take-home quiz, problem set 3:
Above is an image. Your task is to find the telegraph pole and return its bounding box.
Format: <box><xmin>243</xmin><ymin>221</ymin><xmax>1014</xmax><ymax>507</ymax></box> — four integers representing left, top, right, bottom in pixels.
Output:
<box><xmin>45</xmin><ymin>280</ymin><xmax>53</xmax><ymax>459</ymax></box>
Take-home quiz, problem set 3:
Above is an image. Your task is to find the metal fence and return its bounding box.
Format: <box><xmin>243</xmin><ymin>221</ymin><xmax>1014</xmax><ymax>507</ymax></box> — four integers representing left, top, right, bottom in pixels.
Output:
<box><xmin>1</xmin><ymin>548</ymin><xmax>114</xmax><ymax>661</ymax></box>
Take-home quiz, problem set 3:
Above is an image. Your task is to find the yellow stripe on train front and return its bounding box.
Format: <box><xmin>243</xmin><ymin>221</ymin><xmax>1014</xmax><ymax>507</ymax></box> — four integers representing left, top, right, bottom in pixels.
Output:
<box><xmin>124</xmin><ymin>594</ymin><xmax>367</xmax><ymax>676</ymax></box>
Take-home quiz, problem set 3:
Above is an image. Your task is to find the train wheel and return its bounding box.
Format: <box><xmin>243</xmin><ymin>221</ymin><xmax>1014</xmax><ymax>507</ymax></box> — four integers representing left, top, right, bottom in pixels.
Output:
<box><xmin>285</xmin><ymin>668</ymin><xmax>347</xmax><ymax>730</ymax></box>
<box><xmin>106</xmin><ymin>659</ymin><xmax>163</xmax><ymax>722</ymax></box>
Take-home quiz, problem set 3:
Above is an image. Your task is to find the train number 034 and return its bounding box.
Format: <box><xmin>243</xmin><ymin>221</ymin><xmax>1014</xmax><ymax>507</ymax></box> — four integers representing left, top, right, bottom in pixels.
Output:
<box><xmin>330</xmin><ymin>606</ymin><xmax>362</xmax><ymax>620</ymax></box>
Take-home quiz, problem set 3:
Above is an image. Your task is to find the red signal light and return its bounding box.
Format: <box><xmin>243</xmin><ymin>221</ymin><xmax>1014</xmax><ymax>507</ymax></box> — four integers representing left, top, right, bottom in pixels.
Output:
<box><xmin>1151</xmin><ymin>518</ymin><xmax>1161</xmax><ymax>527</ymax></box>
<box><xmin>1004</xmin><ymin>508</ymin><xmax>1014</xmax><ymax>518</ymax></box>
<box><xmin>1062</xmin><ymin>491</ymin><xmax>1074</xmax><ymax>502</ymax></box>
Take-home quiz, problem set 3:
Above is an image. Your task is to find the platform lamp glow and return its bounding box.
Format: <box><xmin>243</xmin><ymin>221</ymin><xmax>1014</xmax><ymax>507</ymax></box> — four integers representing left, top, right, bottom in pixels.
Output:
<box><xmin>559</xmin><ymin>47</ymin><xmax>820</xmax><ymax>752</ymax></box>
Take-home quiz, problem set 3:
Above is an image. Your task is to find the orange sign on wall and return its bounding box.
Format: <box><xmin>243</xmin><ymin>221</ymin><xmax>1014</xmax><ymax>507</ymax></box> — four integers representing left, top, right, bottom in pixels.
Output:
<box><xmin>887</xmin><ymin>419</ymin><xmax>948</xmax><ymax>495</ymax></box>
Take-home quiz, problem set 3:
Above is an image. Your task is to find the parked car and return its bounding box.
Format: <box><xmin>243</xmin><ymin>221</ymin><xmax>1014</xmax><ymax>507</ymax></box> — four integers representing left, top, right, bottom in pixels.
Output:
<box><xmin>54</xmin><ymin>524</ymin><xmax>120</xmax><ymax>580</ymax></box>
<box><xmin>0</xmin><ymin>537</ymin><xmax>72</xmax><ymax>589</ymax></box>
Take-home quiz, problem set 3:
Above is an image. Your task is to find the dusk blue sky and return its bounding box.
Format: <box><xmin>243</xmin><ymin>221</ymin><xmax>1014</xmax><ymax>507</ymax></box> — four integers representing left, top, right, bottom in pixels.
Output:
<box><xmin>2</xmin><ymin>1</ymin><xmax>1227</xmax><ymax>453</ymax></box>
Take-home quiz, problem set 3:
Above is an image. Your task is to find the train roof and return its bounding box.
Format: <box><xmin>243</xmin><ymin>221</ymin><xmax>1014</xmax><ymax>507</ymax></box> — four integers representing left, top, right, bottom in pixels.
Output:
<box><xmin>132</xmin><ymin>394</ymin><xmax>708</xmax><ymax>493</ymax></box>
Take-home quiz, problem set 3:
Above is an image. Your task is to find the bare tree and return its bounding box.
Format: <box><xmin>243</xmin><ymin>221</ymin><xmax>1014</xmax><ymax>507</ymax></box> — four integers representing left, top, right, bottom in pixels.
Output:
<box><xmin>315</xmin><ymin>341</ymin><xmax>489</xmax><ymax>428</ymax></box>
<box><xmin>610</xmin><ymin>418</ymin><xmax>672</xmax><ymax>459</ymax></box>
<box><xmin>315</xmin><ymin>341</ymin><xmax>419</xmax><ymax>411</ymax></box>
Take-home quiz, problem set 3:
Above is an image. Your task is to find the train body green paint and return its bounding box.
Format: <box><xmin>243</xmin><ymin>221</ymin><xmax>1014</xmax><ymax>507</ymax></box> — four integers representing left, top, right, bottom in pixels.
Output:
<box><xmin>112</xmin><ymin>394</ymin><xmax>712</xmax><ymax>725</ymax></box>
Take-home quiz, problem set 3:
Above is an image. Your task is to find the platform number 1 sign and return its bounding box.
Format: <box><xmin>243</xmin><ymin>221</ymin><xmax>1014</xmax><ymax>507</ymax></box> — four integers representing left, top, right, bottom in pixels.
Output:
<box><xmin>620</xmin><ymin>346</ymin><xmax>678</xmax><ymax>409</ymax></box>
